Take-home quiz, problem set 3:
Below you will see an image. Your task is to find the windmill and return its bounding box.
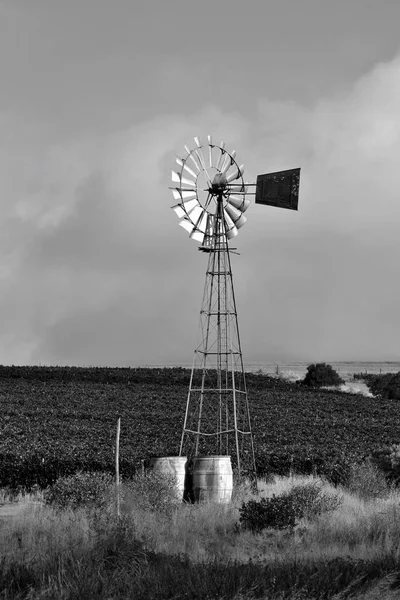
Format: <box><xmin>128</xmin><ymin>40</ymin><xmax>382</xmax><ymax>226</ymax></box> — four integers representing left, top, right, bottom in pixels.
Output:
<box><xmin>170</xmin><ymin>136</ymin><xmax>300</xmax><ymax>479</ymax></box>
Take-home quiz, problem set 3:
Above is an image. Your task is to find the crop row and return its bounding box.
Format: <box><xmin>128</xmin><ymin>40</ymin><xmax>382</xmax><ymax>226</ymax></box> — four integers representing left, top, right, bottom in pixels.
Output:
<box><xmin>1</xmin><ymin>368</ymin><xmax>399</xmax><ymax>489</ymax></box>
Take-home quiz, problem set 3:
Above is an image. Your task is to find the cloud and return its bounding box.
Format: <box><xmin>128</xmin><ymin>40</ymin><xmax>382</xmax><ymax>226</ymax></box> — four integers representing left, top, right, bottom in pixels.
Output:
<box><xmin>2</xmin><ymin>54</ymin><xmax>400</xmax><ymax>365</ymax></box>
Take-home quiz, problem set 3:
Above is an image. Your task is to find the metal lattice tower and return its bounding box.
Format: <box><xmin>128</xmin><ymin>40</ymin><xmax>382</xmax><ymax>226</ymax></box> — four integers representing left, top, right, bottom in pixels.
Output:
<box><xmin>179</xmin><ymin>195</ymin><xmax>256</xmax><ymax>477</ymax></box>
<box><xmin>169</xmin><ymin>135</ymin><xmax>300</xmax><ymax>479</ymax></box>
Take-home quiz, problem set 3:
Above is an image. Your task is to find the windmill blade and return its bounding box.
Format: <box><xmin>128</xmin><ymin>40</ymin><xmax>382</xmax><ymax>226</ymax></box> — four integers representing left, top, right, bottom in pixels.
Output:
<box><xmin>172</xmin><ymin>189</ymin><xmax>181</xmax><ymax>201</ymax></box>
<box><xmin>216</xmin><ymin>140</ymin><xmax>226</xmax><ymax>170</ymax></box>
<box><xmin>194</xmin><ymin>146</ymin><xmax>212</xmax><ymax>187</ymax></box>
<box><xmin>220</xmin><ymin>155</ymin><xmax>230</xmax><ymax>174</ymax></box>
<box><xmin>225</xmin><ymin>204</ymin><xmax>247</xmax><ymax>229</ymax></box>
<box><xmin>184</xmin><ymin>199</ymin><xmax>200</xmax><ymax>214</ymax></box>
<box><xmin>188</xmin><ymin>204</ymin><xmax>203</xmax><ymax>226</ymax></box>
<box><xmin>227</xmin><ymin>195</ymin><xmax>251</xmax><ymax>213</ymax></box>
<box><xmin>183</xmin><ymin>164</ymin><xmax>198</xmax><ymax>179</ymax></box>
<box><xmin>188</xmin><ymin>206</ymin><xmax>208</xmax><ymax>243</ymax></box>
<box><xmin>207</xmin><ymin>135</ymin><xmax>213</xmax><ymax>167</ymax></box>
<box><xmin>223</xmin><ymin>210</ymin><xmax>238</xmax><ymax>240</ymax></box>
<box><xmin>176</xmin><ymin>158</ymin><xmax>198</xmax><ymax>180</ymax></box>
<box><xmin>171</xmin><ymin>171</ymin><xmax>197</xmax><ymax>187</ymax></box>
<box><xmin>223</xmin><ymin>209</ymin><xmax>236</xmax><ymax>232</ymax></box>
<box><xmin>171</xmin><ymin>198</ymin><xmax>199</xmax><ymax>218</ymax></box>
<box><xmin>171</xmin><ymin>170</ymin><xmax>180</xmax><ymax>183</ymax></box>
<box><xmin>184</xmin><ymin>145</ymin><xmax>201</xmax><ymax>173</ymax></box>
<box><xmin>190</xmin><ymin>230</ymin><xmax>205</xmax><ymax>243</ymax></box>
<box><xmin>221</xmin><ymin>150</ymin><xmax>236</xmax><ymax>174</ymax></box>
<box><xmin>182</xmin><ymin>176</ymin><xmax>197</xmax><ymax>188</ymax></box>
<box><xmin>226</xmin><ymin>226</ymin><xmax>238</xmax><ymax>240</ymax></box>
<box><xmin>172</xmin><ymin>204</ymin><xmax>185</xmax><ymax>219</ymax></box>
<box><xmin>179</xmin><ymin>218</ymin><xmax>195</xmax><ymax>234</ymax></box>
<box><xmin>172</xmin><ymin>189</ymin><xmax>197</xmax><ymax>201</ymax></box>
<box><xmin>226</xmin><ymin>164</ymin><xmax>245</xmax><ymax>183</ymax></box>
<box><xmin>194</xmin><ymin>146</ymin><xmax>208</xmax><ymax>174</ymax></box>
<box><xmin>235</xmin><ymin>213</ymin><xmax>247</xmax><ymax>229</ymax></box>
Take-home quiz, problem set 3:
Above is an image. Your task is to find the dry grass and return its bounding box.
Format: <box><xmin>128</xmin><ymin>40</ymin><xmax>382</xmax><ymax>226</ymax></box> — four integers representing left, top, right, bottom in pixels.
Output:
<box><xmin>116</xmin><ymin>473</ymin><xmax>400</xmax><ymax>564</ymax></box>
<box><xmin>1</xmin><ymin>473</ymin><xmax>400</xmax><ymax>599</ymax></box>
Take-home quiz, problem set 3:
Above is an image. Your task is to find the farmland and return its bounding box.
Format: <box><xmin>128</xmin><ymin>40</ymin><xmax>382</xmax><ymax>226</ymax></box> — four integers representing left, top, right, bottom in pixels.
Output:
<box><xmin>1</xmin><ymin>365</ymin><xmax>400</xmax><ymax>489</ymax></box>
<box><xmin>3</xmin><ymin>365</ymin><xmax>400</xmax><ymax>599</ymax></box>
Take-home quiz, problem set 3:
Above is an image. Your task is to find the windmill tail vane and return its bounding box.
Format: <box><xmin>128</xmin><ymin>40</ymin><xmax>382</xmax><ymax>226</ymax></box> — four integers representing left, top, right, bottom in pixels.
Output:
<box><xmin>169</xmin><ymin>135</ymin><xmax>300</xmax><ymax>478</ymax></box>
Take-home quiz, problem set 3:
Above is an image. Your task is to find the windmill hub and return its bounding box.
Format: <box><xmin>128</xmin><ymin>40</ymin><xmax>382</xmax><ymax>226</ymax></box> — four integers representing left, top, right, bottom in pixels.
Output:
<box><xmin>211</xmin><ymin>172</ymin><xmax>227</xmax><ymax>194</ymax></box>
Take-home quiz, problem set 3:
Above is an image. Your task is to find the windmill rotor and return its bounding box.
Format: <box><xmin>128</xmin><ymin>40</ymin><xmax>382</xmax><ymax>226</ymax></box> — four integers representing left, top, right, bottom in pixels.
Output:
<box><xmin>171</xmin><ymin>137</ymin><xmax>250</xmax><ymax>248</ymax></box>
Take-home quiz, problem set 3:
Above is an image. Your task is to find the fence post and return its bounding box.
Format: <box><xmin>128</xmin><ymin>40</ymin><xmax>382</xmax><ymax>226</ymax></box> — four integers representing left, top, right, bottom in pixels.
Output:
<box><xmin>116</xmin><ymin>417</ymin><xmax>121</xmax><ymax>517</ymax></box>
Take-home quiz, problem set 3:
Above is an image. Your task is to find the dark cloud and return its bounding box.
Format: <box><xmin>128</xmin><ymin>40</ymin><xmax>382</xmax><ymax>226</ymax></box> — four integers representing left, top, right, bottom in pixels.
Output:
<box><xmin>2</xmin><ymin>52</ymin><xmax>400</xmax><ymax>364</ymax></box>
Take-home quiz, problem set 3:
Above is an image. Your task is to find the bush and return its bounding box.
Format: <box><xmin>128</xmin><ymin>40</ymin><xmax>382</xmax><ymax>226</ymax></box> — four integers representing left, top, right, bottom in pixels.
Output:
<box><xmin>44</xmin><ymin>471</ymin><xmax>114</xmax><ymax>510</ymax></box>
<box><xmin>239</xmin><ymin>482</ymin><xmax>342</xmax><ymax>533</ymax></box>
<box><xmin>286</xmin><ymin>482</ymin><xmax>342</xmax><ymax>518</ymax></box>
<box><xmin>320</xmin><ymin>457</ymin><xmax>353</xmax><ymax>487</ymax></box>
<box><xmin>301</xmin><ymin>363</ymin><xmax>344</xmax><ymax>388</ymax></box>
<box><xmin>365</xmin><ymin>372</ymin><xmax>400</xmax><ymax>400</ymax></box>
<box><xmin>346</xmin><ymin>460</ymin><xmax>390</xmax><ymax>500</ymax></box>
<box><xmin>122</xmin><ymin>470</ymin><xmax>180</xmax><ymax>515</ymax></box>
<box><xmin>239</xmin><ymin>495</ymin><xmax>297</xmax><ymax>532</ymax></box>
<box><xmin>371</xmin><ymin>444</ymin><xmax>400</xmax><ymax>485</ymax></box>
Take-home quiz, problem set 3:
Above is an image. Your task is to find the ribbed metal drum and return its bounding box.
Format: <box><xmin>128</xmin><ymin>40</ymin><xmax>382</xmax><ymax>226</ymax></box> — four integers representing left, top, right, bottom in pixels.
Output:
<box><xmin>192</xmin><ymin>456</ymin><xmax>233</xmax><ymax>503</ymax></box>
<box><xmin>149</xmin><ymin>456</ymin><xmax>187</xmax><ymax>500</ymax></box>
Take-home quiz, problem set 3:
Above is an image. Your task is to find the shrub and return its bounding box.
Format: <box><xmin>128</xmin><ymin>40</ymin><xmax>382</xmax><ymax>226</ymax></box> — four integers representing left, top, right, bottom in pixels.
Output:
<box><xmin>320</xmin><ymin>457</ymin><xmax>353</xmax><ymax>487</ymax></box>
<box><xmin>239</xmin><ymin>482</ymin><xmax>342</xmax><ymax>533</ymax></box>
<box><xmin>43</xmin><ymin>471</ymin><xmax>114</xmax><ymax>510</ymax></box>
<box><xmin>286</xmin><ymin>482</ymin><xmax>342</xmax><ymax>517</ymax></box>
<box><xmin>122</xmin><ymin>470</ymin><xmax>180</xmax><ymax>515</ymax></box>
<box><xmin>346</xmin><ymin>460</ymin><xmax>390</xmax><ymax>500</ymax></box>
<box><xmin>371</xmin><ymin>444</ymin><xmax>400</xmax><ymax>485</ymax></box>
<box><xmin>366</xmin><ymin>372</ymin><xmax>400</xmax><ymax>400</ymax></box>
<box><xmin>239</xmin><ymin>495</ymin><xmax>297</xmax><ymax>532</ymax></box>
<box><xmin>301</xmin><ymin>363</ymin><xmax>344</xmax><ymax>388</ymax></box>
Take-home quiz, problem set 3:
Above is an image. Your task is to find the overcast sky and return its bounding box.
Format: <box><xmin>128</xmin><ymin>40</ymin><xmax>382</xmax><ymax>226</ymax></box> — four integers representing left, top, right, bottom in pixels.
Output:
<box><xmin>1</xmin><ymin>0</ymin><xmax>400</xmax><ymax>366</ymax></box>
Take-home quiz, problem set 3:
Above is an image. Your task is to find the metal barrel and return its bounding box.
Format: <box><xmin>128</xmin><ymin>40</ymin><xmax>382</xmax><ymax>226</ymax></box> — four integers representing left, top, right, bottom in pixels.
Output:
<box><xmin>192</xmin><ymin>456</ymin><xmax>233</xmax><ymax>503</ymax></box>
<box><xmin>149</xmin><ymin>456</ymin><xmax>187</xmax><ymax>500</ymax></box>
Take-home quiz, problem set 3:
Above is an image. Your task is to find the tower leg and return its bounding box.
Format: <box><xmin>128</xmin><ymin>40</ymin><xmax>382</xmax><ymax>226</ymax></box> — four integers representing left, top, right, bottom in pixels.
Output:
<box><xmin>179</xmin><ymin>200</ymin><xmax>257</xmax><ymax>482</ymax></box>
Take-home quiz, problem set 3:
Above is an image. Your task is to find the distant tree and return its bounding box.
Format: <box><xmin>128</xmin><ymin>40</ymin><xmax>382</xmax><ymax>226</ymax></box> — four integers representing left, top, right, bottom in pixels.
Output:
<box><xmin>302</xmin><ymin>363</ymin><xmax>344</xmax><ymax>388</ymax></box>
<box><xmin>366</xmin><ymin>372</ymin><xmax>400</xmax><ymax>400</ymax></box>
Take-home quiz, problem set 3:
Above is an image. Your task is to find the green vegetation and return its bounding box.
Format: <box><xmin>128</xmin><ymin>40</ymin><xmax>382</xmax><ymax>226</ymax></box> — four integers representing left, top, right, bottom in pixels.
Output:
<box><xmin>2</xmin><ymin>366</ymin><xmax>400</xmax><ymax>490</ymax></box>
<box><xmin>301</xmin><ymin>362</ymin><xmax>344</xmax><ymax>388</ymax></box>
